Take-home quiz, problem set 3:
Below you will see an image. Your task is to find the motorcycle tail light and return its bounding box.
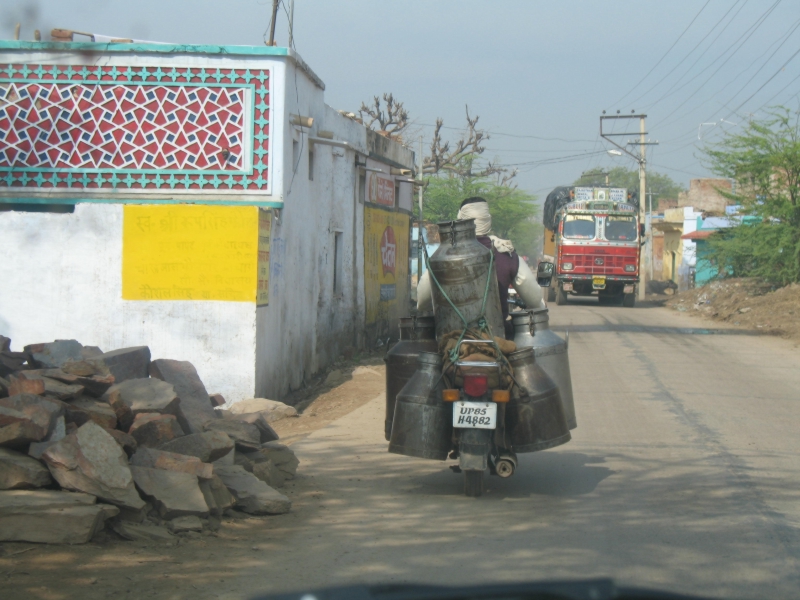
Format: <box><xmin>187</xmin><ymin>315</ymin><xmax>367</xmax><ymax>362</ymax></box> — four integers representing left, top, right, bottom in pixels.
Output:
<box><xmin>562</xmin><ymin>262</ymin><xmax>574</xmax><ymax>270</ymax></box>
<box><xmin>624</xmin><ymin>264</ymin><xmax>636</xmax><ymax>272</ymax></box>
<box><xmin>442</xmin><ymin>389</ymin><xmax>459</xmax><ymax>402</ymax></box>
<box><xmin>492</xmin><ymin>390</ymin><xmax>510</xmax><ymax>403</ymax></box>
<box><xmin>463</xmin><ymin>374</ymin><xmax>488</xmax><ymax>397</ymax></box>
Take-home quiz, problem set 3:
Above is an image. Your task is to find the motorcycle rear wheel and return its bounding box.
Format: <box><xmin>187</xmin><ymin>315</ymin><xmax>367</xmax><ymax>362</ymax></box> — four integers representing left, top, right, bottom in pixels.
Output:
<box><xmin>464</xmin><ymin>470</ymin><xmax>484</xmax><ymax>497</ymax></box>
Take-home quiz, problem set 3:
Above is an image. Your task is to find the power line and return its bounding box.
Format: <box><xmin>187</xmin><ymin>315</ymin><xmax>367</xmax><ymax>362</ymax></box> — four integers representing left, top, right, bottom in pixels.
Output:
<box><xmin>624</xmin><ymin>0</ymin><xmax>746</xmax><ymax>108</ymax></box>
<box><xmin>646</xmin><ymin>0</ymin><xmax>777</xmax><ymax>113</ymax></box>
<box><xmin>607</xmin><ymin>0</ymin><xmax>712</xmax><ymax>109</ymax></box>
<box><xmin>724</xmin><ymin>45</ymin><xmax>800</xmax><ymax>119</ymax></box>
<box><xmin>411</xmin><ymin>121</ymin><xmax>595</xmax><ymax>143</ymax></box>
<box><xmin>655</xmin><ymin>11</ymin><xmax>799</xmax><ymax>131</ymax></box>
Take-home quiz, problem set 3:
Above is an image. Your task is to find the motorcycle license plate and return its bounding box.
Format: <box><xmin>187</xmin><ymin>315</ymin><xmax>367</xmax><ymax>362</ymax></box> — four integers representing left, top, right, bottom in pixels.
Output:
<box><xmin>592</xmin><ymin>276</ymin><xmax>606</xmax><ymax>289</ymax></box>
<box><xmin>453</xmin><ymin>401</ymin><xmax>497</xmax><ymax>429</ymax></box>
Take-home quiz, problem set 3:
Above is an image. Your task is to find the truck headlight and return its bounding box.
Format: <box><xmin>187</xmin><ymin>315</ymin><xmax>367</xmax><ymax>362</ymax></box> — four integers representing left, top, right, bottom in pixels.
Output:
<box><xmin>624</xmin><ymin>264</ymin><xmax>636</xmax><ymax>272</ymax></box>
<box><xmin>562</xmin><ymin>262</ymin><xmax>573</xmax><ymax>270</ymax></box>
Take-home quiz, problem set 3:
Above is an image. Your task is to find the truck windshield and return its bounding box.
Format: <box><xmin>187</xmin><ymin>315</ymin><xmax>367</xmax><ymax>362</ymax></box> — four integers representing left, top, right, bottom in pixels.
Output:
<box><xmin>562</xmin><ymin>215</ymin><xmax>596</xmax><ymax>239</ymax></box>
<box><xmin>605</xmin><ymin>216</ymin><xmax>637</xmax><ymax>241</ymax></box>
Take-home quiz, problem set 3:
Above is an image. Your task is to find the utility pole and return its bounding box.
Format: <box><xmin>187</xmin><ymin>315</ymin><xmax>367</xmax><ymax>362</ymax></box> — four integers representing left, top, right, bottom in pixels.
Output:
<box><xmin>267</xmin><ymin>0</ymin><xmax>279</xmax><ymax>46</ymax></box>
<box><xmin>600</xmin><ymin>112</ymin><xmax>658</xmax><ymax>302</ymax></box>
<box><xmin>638</xmin><ymin>115</ymin><xmax>647</xmax><ymax>301</ymax></box>
<box><xmin>416</xmin><ymin>136</ymin><xmax>424</xmax><ymax>289</ymax></box>
<box><xmin>288</xmin><ymin>0</ymin><xmax>295</xmax><ymax>48</ymax></box>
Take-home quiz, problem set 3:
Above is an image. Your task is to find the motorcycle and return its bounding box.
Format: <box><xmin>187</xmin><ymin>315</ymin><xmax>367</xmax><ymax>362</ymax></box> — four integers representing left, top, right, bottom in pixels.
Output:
<box><xmin>388</xmin><ymin>216</ymin><xmax>570</xmax><ymax>497</ymax></box>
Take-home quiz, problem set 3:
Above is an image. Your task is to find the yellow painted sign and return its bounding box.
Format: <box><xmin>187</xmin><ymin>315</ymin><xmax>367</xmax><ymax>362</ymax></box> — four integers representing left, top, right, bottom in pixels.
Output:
<box><xmin>122</xmin><ymin>205</ymin><xmax>260</xmax><ymax>302</ymax></box>
<box><xmin>364</xmin><ymin>206</ymin><xmax>409</xmax><ymax>324</ymax></box>
<box><xmin>257</xmin><ymin>208</ymin><xmax>271</xmax><ymax>306</ymax></box>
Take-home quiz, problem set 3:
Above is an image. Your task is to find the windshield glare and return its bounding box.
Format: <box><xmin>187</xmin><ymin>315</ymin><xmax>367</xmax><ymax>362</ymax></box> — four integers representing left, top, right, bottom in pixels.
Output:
<box><xmin>562</xmin><ymin>215</ymin><xmax>596</xmax><ymax>239</ymax></box>
<box><xmin>605</xmin><ymin>216</ymin><xmax>637</xmax><ymax>241</ymax></box>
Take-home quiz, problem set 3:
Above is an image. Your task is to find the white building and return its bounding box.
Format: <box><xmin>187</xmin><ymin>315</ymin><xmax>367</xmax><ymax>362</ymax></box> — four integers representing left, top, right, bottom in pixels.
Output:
<box><xmin>0</xmin><ymin>40</ymin><xmax>415</xmax><ymax>402</ymax></box>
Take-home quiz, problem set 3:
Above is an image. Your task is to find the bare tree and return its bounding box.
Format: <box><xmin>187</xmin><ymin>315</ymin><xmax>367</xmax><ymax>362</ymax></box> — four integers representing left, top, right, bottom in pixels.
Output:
<box><xmin>422</xmin><ymin>106</ymin><xmax>515</xmax><ymax>184</ymax></box>
<box><xmin>359</xmin><ymin>93</ymin><xmax>409</xmax><ymax>140</ymax></box>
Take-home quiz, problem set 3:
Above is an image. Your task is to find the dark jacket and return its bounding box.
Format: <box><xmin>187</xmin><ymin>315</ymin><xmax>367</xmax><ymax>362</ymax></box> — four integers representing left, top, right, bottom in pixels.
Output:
<box><xmin>477</xmin><ymin>236</ymin><xmax>519</xmax><ymax>321</ymax></box>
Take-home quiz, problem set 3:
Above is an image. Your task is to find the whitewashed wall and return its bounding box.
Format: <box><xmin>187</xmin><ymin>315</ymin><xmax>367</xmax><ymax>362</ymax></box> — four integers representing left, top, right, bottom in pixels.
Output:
<box><xmin>0</xmin><ymin>204</ymin><xmax>258</xmax><ymax>401</ymax></box>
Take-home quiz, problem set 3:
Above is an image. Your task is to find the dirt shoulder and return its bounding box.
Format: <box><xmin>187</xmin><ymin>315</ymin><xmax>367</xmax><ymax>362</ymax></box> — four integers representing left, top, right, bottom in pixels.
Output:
<box><xmin>663</xmin><ymin>278</ymin><xmax>800</xmax><ymax>342</ymax></box>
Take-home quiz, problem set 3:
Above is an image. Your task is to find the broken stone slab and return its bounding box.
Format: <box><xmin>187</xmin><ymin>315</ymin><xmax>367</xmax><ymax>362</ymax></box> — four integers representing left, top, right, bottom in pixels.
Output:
<box><xmin>252</xmin><ymin>459</ymin><xmax>286</xmax><ymax>488</ymax></box>
<box><xmin>130</xmin><ymin>447</ymin><xmax>213</xmax><ymax>480</ymax></box>
<box><xmin>45</xmin><ymin>415</ymin><xmax>66</xmax><ymax>442</ymax></box>
<box><xmin>24</xmin><ymin>340</ymin><xmax>85</xmax><ymax>369</ymax></box>
<box><xmin>15</xmin><ymin>372</ymin><xmax>84</xmax><ymax>401</ymax></box>
<box><xmin>112</xmin><ymin>520</ymin><xmax>175</xmax><ymax>542</ymax></box>
<box><xmin>149</xmin><ymin>359</ymin><xmax>217</xmax><ymax>434</ymax></box>
<box><xmin>28</xmin><ymin>439</ymin><xmax>60</xmax><ymax>460</ymax></box>
<box><xmin>64</xmin><ymin>397</ymin><xmax>118</xmax><ymax>429</ymax></box>
<box><xmin>214</xmin><ymin>465</ymin><xmax>291</xmax><ymax>515</ymax></box>
<box><xmin>7</xmin><ymin>373</ymin><xmax>45</xmax><ymax>396</ymax></box>
<box><xmin>0</xmin><ymin>394</ymin><xmax>64</xmax><ymax>447</ymax></box>
<box><xmin>158</xmin><ymin>431</ymin><xmax>233</xmax><ymax>463</ymax></box>
<box><xmin>0</xmin><ymin>349</ymin><xmax>30</xmax><ymax>378</ymax></box>
<box><xmin>103</xmin><ymin>427</ymin><xmax>138</xmax><ymax>457</ymax></box>
<box><xmin>0</xmin><ymin>447</ymin><xmax>53</xmax><ymax>489</ymax></box>
<box><xmin>129</xmin><ymin>466</ymin><xmax>209</xmax><ymax>519</ymax></box>
<box><xmin>95</xmin><ymin>346</ymin><xmax>151</xmax><ymax>383</ymax></box>
<box><xmin>229</xmin><ymin>398</ymin><xmax>298</xmax><ymax>423</ymax></box>
<box><xmin>198</xmin><ymin>475</ymin><xmax>235</xmax><ymax>516</ymax></box>
<box><xmin>168</xmin><ymin>515</ymin><xmax>203</xmax><ymax>533</ymax></box>
<box><xmin>27</xmin><ymin>369</ymin><xmax>115</xmax><ymax>398</ymax></box>
<box><xmin>209</xmin><ymin>393</ymin><xmax>226</xmax><ymax>408</ymax></box>
<box><xmin>245</xmin><ymin>441</ymin><xmax>299</xmax><ymax>480</ymax></box>
<box><xmin>203</xmin><ymin>419</ymin><xmax>260</xmax><ymax>452</ymax></box>
<box><xmin>42</xmin><ymin>421</ymin><xmax>145</xmax><ymax>510</ymax></box>
<box><xmin>129</xmin><ymin>413</ymin><xmax>185</xmax><ymax>448</ymax></box>
<box><xmin>0</xmin><ymin>375</ymin><xmax>9</xmax><ymax>399</ymax></box>
<box><xmin>229</xmin><ymin>412</ymin><xmax>280</xmax><ymax>443</ymax></box>
<box><xmin>234</xmin><ymin>451</ymin><xmax>254</xmax><ymax>472</ymax></box>
<box><xmin>0</xmin><ymin>490</ymin><xmax>118</xmax><ymax>544</ymax></box>
<box><xmin>102</xmin><ymin>378</ymin><xmax>181</xmax><ymax>432</ymax></box>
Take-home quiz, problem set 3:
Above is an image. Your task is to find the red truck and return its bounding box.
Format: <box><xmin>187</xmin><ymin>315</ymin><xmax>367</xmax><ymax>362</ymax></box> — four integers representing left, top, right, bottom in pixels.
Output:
<box><xmin>543</xmin><ymin>186</ymin><xmax>641</xmax><ymax>307</ymax></box>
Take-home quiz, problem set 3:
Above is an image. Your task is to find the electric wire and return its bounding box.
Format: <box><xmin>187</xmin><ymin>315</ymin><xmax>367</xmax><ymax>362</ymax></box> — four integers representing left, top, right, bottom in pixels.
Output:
<box><xmin>646</xmin><ymin>0</ymin><xmax>779</xmax><ymax>116</ymax></box>
<box><xmin>623</xmin><ymin>0</ymin><xmax>746</xmax><ymax>109</ymax></box>
<box><xmin>606</xmin><ymin>0</ymin><xmax>712</xmax><ymax>110</ymax></box>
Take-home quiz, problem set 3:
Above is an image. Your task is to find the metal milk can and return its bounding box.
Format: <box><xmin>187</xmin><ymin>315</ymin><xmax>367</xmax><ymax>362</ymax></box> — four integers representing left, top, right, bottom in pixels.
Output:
<box><xmin>428</xmin><ymin>219</ymin><xmax>504</xmax><ymax>341</ymax></box>
<box><xmin>388</xmin><ymin>352</ymin><xmax>453</xmax><ymax>461</ymax></box>
<box><xmin>383</xmin><ymin>316</ymin><xmax>438</xmax><ymax>441</ymax></box>
<box><xmin>505</xmin><ymin>347</ymin><xmax>571</xmax><ymax>453</ymax></box>
<box><xmin>511</xmin><ymin>309</ymin><xmax>577</xmax><ymax>430</ymax></box>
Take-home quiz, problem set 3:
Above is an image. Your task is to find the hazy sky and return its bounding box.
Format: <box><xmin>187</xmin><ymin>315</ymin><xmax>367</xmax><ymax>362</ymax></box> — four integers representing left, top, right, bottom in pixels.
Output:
<box><xmin>3</xmin><ymin>0</ymin><xmax>799</xmax><ymax>198</ymax></box>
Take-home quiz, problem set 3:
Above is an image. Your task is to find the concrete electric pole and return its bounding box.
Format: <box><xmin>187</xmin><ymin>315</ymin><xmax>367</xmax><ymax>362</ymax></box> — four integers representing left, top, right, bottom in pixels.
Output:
<box><xmin>600</xmin><ymin>112</ymin><xmax>658</xmax><ymax>302</ymax></box>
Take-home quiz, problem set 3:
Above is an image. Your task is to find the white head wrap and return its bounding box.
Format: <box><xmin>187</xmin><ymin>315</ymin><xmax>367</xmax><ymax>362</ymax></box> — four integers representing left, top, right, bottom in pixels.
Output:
<box><xmin>456</xmin><ymin>200</ymin><xmax>515</xmax><ymax>253</ymax></box>
<box><xmin>457</xmin><ymin>201</ymin><xmax>492</xmax><ymax>236</ymax></box>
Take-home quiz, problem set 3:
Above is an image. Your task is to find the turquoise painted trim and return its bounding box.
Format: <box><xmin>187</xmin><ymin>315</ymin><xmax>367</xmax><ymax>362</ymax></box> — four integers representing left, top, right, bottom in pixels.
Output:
<box><xmin>0</xmin><ymin>196</ymin><xmax>284</xmax><ymax>208</ymax></box>
<box><xmin>0</xmin><ymin>41</ymin><xmax>290</xmax><ymax>57</ymax></box>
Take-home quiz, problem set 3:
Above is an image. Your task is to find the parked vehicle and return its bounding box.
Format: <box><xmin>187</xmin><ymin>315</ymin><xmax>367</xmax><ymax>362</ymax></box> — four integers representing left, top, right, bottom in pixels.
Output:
<box><xmin>543</xmin><ymin>186</ymin><xmax>642</xmax><ymax>307</ymax></box>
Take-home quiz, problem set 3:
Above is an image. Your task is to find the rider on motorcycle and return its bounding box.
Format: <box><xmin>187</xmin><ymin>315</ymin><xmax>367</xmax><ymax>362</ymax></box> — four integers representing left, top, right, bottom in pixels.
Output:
<box><xmin>417</xmin><ymin>196</ymin><xmax>545</xmax><ymax>338</ymax></box>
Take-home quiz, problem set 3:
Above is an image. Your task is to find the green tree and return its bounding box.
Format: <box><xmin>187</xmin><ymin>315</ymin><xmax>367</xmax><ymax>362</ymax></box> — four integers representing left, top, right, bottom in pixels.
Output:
<box><xmin>421</xmin><ymin>170</ymin><xmax>542</xmax><ymax>259</ymax></box>
<box><xmin>574</xmin><ymin>166</ymin><xmax>685</xmax><ymax>207</ymax></box>
<box><xmin>701</xmin><ymin>107</ymin><xmax>800</xmax><ymax>284</ymax></box>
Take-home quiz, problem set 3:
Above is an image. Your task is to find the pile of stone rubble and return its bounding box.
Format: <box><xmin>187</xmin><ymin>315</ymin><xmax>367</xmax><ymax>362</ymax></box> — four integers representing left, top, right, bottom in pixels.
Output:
<box><xmin>0</xmin><ymin>336</ymin><xmax>300</xmax><ymax>544</ymax></box>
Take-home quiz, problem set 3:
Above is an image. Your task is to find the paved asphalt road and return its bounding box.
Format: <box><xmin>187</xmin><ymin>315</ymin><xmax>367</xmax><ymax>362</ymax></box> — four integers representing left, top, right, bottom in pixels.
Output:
<box><xmin>229</xmin><ymin>300</ymin><xmax>800</xmax><ymax>600</ymax></box>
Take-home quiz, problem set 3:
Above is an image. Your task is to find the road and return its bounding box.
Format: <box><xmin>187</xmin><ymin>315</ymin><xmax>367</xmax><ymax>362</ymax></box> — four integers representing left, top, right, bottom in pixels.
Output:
<box><xmin>9</xmin><ymin>300</ymin><xmax>798</xmax><ymax>600</ymax></box>
<box><xmin>224</xmin><ymin>299</ymin><xmax>800</xmax><ymax>600</ymax></box>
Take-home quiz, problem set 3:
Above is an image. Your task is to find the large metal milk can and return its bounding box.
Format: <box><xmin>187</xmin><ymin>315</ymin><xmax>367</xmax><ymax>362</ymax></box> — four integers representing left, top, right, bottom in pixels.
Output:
<box><xmin>512</xmin><ymin>309</ymin><xmax>577</xmax><ymax>430</ymax></box>
<box><xmin>388</xmin><ymin>352</ymin><xmax>453</xmax><ymax>461</ymax></box>
<box><xmin>383</xmin><ymin>316</ymin><xmax>438</xmax><ymax>441</ymax></box>
<box><xmin>428</xmin><ymin>219</ymin><xmax>504</xmax><ymax>341</ymax></box>
<box><xmin>505</xmin><ymin>347</ymin><xmax>571</xmax><ymax>453</ymax></box>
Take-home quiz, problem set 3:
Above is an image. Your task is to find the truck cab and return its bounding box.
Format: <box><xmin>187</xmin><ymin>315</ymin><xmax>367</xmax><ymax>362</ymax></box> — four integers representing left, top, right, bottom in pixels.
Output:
<box><xmin>544</xmin><ymin>187</ymin><xmax>640</xmax><ymax>307</ymax></box>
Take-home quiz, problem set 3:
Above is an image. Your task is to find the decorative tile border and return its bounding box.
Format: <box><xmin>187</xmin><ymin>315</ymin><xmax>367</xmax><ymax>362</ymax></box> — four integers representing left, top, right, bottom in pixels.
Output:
<box><xmin>0</xmin><ymin>64</ymin><xmax>269</xmax><ymax>194</ymax></box>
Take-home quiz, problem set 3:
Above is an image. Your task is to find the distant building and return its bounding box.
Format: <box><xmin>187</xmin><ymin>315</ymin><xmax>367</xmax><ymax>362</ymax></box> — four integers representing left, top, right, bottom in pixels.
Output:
<box><xmin>678</xmin><ymin>178</ymin><xmax>734</xmax><ymax>214</ymax></box>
